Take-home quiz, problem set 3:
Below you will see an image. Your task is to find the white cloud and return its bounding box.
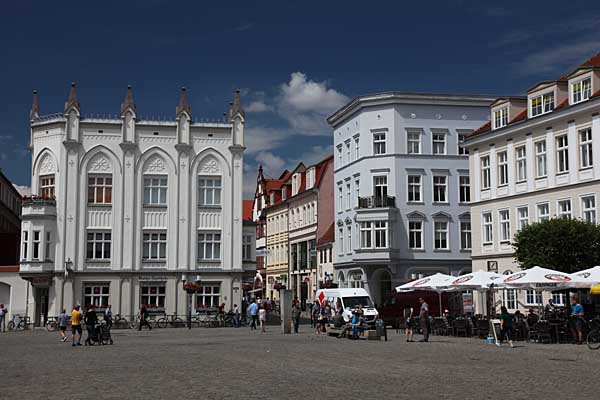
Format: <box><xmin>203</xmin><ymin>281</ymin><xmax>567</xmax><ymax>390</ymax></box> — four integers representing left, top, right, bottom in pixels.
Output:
<box><xmin>254</xmin><ymin>151</ymin><xmax>287</xmax><ymax>174</ymax></box>
<box><xmin>244</xmin><ymin>126</ymin><xmax>289</xmax><ymax>155</ymax></box>
<box><xmin>514</xmin><ymin>41</ymin><xmax>600</xmax><ymax>76</ymax></box>
<box><xmin>13</xmin><ymin>184</ymin><xmax>31</xmax><ymax>197</ymax></box>
<box><xmin>246</xmin><ymin>101</ymin><xmax>272</xmax><ymax>113</ymax></box>
<box><xmin>275</xmin><ymin>72</ymin><xmax>349</xmax><ymax>136</ymax></box>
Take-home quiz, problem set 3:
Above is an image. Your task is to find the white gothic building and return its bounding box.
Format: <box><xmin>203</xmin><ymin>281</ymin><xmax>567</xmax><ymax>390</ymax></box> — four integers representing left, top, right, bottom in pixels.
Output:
<box><xmin>20</xmin><ymin>84</ymin><xmax>245</xmax><ymax>325</ymax></box>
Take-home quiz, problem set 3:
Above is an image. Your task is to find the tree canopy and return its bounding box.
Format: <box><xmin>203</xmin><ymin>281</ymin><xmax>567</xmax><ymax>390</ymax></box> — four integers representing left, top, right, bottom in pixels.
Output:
<box><xmin>513</xmin><ymin>218</ymin><xmax>600</xmax><ymax>273</ymax></box>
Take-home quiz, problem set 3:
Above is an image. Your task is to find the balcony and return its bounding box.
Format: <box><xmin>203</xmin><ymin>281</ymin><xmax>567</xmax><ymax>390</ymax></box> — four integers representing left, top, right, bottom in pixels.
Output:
<box><xmin>21</xmin><ymin>197</ymin><xmax>57</xmax><ymax>220</ymax></box>
<box><xmin>358</xmin><ymin>195</ymin><xmax>396</xmax><ymax>209</ymax></box>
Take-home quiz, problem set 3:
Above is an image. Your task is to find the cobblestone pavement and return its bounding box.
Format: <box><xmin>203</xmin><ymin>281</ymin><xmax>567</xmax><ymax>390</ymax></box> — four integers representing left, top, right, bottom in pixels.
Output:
<box><xmin>1</xmin><ymin>326</ymin><xmax>599</xmax><ymax>400</ymax></box>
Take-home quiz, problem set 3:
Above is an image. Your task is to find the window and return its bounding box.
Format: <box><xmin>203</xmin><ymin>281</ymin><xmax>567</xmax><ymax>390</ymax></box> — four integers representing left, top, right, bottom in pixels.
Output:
<box><xmin>32</xmin><ymin>231</ymin><xmax>41</xmax><ymax>260</ymax></box>
<box><xmin>481</xmin><ymin>156</ymin><xmax>491</xmax><ymax>189</ymax></box>
<box><xmin>346</xmin><ymin>225</ymin><xmax>352</xmax><ymax>253</ymax></box>
<box><xmin>537</xmin><ymin>203</ymin><xmax>550</xmax><ymax>222</ymax></box>
<box><xmin>84</xmin><ymin>284</ymin><xmax>110</xmax><ymax>308</ymax></box>
<box><xmin>337</xmin><ymin>145</ymin><xmax>343</xmax><ymax>164</ymax></box>
<box><xmin>21</xmin><ymin>231</ymin><xmax>28</xmax><ymax>260</ymax></box>
<box><xmin>499</xmin><ymin>210</ymin><xmax>510</xmax><ymax>243</ymax></box>
<box><xmin>86</xmin><ymin>231</ymin><xmax>111</xmax><ymax>260</ymax></box>
<box><xmin>531</xmin><ymin>92</ymin><xmax>554</xmax><ymax>117</ymax></box>
<box><xmin>345</xmin><ymin>140</ymin><xmax>351</xmax><ymax>163</ymax></box>
<box><xmin>497</xmin><ymin>151</ymin><xmax>508</xmax><ymax>186</ymax></box>
<box><xmin>88</xmin><ymin>175</ymin><xmax>112</xmax><ymax>204</ymax></box>
<box><xmin>557</xmin><ymin>199</ymin><xmax>572</xmax><ymax>219</ymax></box>
<box><xmin>573</xmin><ymin>78</ymin><xmax>592</xmax><ymax>103</ymax></box>
<box><xmin>517</xmin><ymin>207</ymin><xmax>529</xmax><ymax>230</ymax></box>
<box><xmin>535</xmin><ymin>141</ymin><xmax>547</xmax><ymax>178</ymax></box>
<box><xmin>346</xmin><ymin>182</ymin><xmax>351</xmax><ymax>210</ymax></box>
<box><xmin>197</xmin><ymin>232</ymin><xmax>221</xmax><ymax>261</ymax></box>
<box><xmin>354</xmin><ymin>178</ymin><xmax>360</xmax><ymax>207</ymax></box>
<box><xmin>504</xmin><ymin>289</ymin><xmax>516</xmax><ymax>310</ymax></box>
<box><xmin>459</xmin><ymin>176</ymin><xmax>470</xmax><ymax>203</ymax></box>
<box><xmin>458</xmin><ymin>133</ymin><xmax>469</xmax><ymax>155</ymax></box>
<box><xmin>196</xmin><ymin>285</ymin><xmax>220</xmax><ymax>308</ymax></box>
<box><xmin>434</xmin><ymin>221</ymin><xmax>448</xmax><ymax>250</ymax></box>
<box><xmin>243</xmin><ymin>235</ymin><xmax>253</xmax><ymax>261</ymax></box>
<box><xmin>141</xmin><ymin>285</ymin><xmax>166</xmax><ymax>308</ymax></box>
<box><xmin>360</xmin><ymin>222</ymin><xmax>372</xmax><ymax>249</ymax></box>
<box><xmin>338</xmin><ymin>186</ymin><xmax>343</xmax><ymax>211</ymax></box>
<box><xmin>45</xmin><ymin>231</ymin><xmax>51</xmax><ymax>260</ymax></box>
<box><xmin>516</xmin><ymin>146</ymin><xmax>527</xmax><ymax>182</ymax></box>
<box><xmin>407</xmin><ymin>131</ymin><xmax>421</xmax><ymax>154</ymax></box>
<box><xmin>338</xmin><ymin>228</ymin><xmax>344</xmax><ymax>254</ymax></box>
<box><xmin>482</xmin><ymin>213</ymin><xmax>493</xmax><ymax>244</ymax></box>
<box><xmin>408</xmin><ymin>175</ymin><xmax>422</xmax><ymax>202</ymax></box>
<box><xmin>582</xmin><ymin>195</ymin><xmax>597</xmax><ymax>224</ymax></box>
<box><xmin>556</xmin><ymin>135</ymin><xmax>569</xmax><ymax>173</ymax></box>
<box><xmin>374</xmin><ymin>221</ymin><xmax>387</xmax><ymax>248</ymax></box>
<box><xmin>354</xmin><ymin>136</ymin><xmax>360</xmax><ymax>160</ymax></box>
<box><xmin>552</xmin><ymin>292</ymin><xmax>566</xmax><ymax>306</ymax></box>
<box><xmin>373</xmin><ymin>132</ymin><xmax>386</xmax><ymax>155</ymax></box>
<box><xmin>198</xmin><ymin>177</ymin><xmax>222</xmax><ymax>206</ymax></box>
<box><xmin>460</xmin><ymin>222</ymin><xmax>471</xmax><ymax>250</ymax></box>
<box><xmin>143</xmin><ymin>232</ymin><xmax>167</xmax><ymax>260</ymax></box>
<box><xmin>432</xmin><ymin>132</ymin><xmax>446</xmax><ymax>155</ymax></box>
<box><xmin>526</xmin><ymin>290</ymin><xmax>543</xmax><ymax>306</ymax></box>
<box><xmin>409</xmin><ymin>221</ymin><xmax>423</xmax><ymax>249</ymax></box>
<box><xmin>579</xmin><ymin>128</ymin><xmax>593</xmax><ymax>169</ymax></box>
<box><xmin>373</xmin><ymin>176</ymin><xmax>388</xmax><ymax>199</ymax></box>
<box><xmin>144</xmin><ymin>176</ymin><xmax>167</xmax><ymax>206</ymax></box>
<box><xmin>40</xmin><ymin>175</ymin><xmax>55</xmax><ymax>198</ymax></box>
<box><xmin>493</xmin><ymin>107</ymin><xmax>508</xmax><ymax>129</ymax></box>
<box><xmin>433</xmin><ymin>176</ymin><xmax>447</xmax><ymax>203</ymax></box>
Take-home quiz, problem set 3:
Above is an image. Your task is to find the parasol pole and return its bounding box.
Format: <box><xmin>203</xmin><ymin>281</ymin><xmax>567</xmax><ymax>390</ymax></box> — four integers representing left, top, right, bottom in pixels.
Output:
<box><xmin>438</xmin><ymin>291</ymin><xmax>442</xmax><ymax>317</ymax></box>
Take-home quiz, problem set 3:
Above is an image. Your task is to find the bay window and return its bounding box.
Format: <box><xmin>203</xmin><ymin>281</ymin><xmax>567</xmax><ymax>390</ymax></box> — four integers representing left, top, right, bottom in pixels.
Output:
<box><xmin>360</xmin><ymin>221</ymin><xmax>388</xmax><ymax>249</ymax></box>
<box><xmin>39</xmin><ymin>175</ymin><xmax>55</xmax><ymax>199</ymax></box>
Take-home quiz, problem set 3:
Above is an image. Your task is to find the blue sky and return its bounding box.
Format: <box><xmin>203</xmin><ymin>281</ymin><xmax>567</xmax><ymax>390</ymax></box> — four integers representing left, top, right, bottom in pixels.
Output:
<box><xmin>1</xmin><ymin>0</ymin><xmax>600</xmax><ymax>196</ymax></box>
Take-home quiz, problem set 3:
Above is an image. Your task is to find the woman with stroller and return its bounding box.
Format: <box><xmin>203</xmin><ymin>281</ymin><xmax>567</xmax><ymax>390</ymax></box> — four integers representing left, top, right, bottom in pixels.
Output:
<box><xmin>84</xmin><ymin>304</ymin><xmax>98</xmax><ymax>346</ymax></box>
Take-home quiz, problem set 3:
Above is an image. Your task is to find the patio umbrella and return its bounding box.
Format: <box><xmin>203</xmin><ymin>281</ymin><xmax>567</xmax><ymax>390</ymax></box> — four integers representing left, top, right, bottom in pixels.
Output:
<box><xmin>567</xmin><ymin>266</ymin><xmax>600</xmax><ymax>288</ymax></box>
<box><xmin>395</xmin><ymin>273</ymin><xmax>454</xmax><ymax>316</ymax></box>
<box><xmin>448</xmin><ymin>271</ymin><xmax>503</xmax><ymax>290</ymax></box>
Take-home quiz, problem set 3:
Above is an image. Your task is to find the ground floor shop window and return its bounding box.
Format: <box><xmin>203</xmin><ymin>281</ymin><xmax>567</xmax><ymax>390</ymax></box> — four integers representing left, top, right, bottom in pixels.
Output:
<box><xmin>141</xmin><ymin>285</ymin><xmax>166</xmax><ymax>310</ymax></box>
<box><xmin>526</xmin><ymin>290</ymin><xmax>542</xmax><ymax>305</ymax></box>
<box><xmin>84</xmin><ymin>284</ymin><xmax>110</xmax><ymax>308</ymax></box>
<box><xmin>552</xmin><ymin>292</ymin><xmax>566</xmax><ymax>306</ymax></box>
<box><xmin>195</xmin><ymin>285</ymin><xmax>221</xmax><ymax>309</ymax></box>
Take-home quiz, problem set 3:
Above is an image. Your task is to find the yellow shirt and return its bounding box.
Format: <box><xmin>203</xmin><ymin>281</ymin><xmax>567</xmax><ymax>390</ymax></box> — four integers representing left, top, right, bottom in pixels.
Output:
<box><xmin>71</xmin><ymin>310</ymin><xmax>82</xmax><ymax>326</ymax></box>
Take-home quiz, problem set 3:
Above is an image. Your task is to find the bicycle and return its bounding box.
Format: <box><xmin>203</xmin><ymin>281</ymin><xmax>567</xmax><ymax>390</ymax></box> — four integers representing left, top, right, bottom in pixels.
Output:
<box><xmin>586</xmin><ymin>317</ymin><xmax>600</xmax><ymax>350</ymax></box>
<box><xmin>112</xmin><ymin>314</ymin><xmax>130</xmax><ymax>329</ymax></box>
<box><xmin>8</xmin><ymin>315</ymin><xmax>28</xmax><ymax>331</ymax></box>
<box><xmin>156</xmin><ymin>314</ymin><xmax>185</xmax><ymax>329</ymax></box>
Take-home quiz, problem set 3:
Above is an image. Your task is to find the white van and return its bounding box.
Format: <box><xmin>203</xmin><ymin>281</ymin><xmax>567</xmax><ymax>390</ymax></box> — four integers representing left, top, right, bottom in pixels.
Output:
<box><xmin>315</xmin><ymin>288</ymin><xmax>378</xmax><ymax>326</ymax></box>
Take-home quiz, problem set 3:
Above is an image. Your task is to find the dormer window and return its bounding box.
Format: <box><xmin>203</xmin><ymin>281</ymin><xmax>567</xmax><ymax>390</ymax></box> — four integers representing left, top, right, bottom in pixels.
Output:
<box><xmin>572</xmin><ymin>78</ymin><xmax>592</xmax><ymax>104</ymax></box>
<box><xmin>493</xmin><ymin>107</ymin><xmax>508</xmax><ymax>129</ymax></box>
<box><xmin>282</xmin><ymin>188</ymin><xmax>287</xmax><ymax>201</ymax></box>
<box><xmin>531</xmin><ymin>92</ymin><xmax>554</xmax><ymax>117</ymax></box>
<box><xmin>292</xmin><ymin>173</ymin><xmax>300</xmax><ymax>196</ymax></box>
<box><xmin>306</xmin><ymin>167</ymin><xmax>316</xmax><ymax>189</ymax></box>
<box><xmin>270</xmin><ymin>192</ymin><xmax>275</xmax><ymax>205</ymax></box>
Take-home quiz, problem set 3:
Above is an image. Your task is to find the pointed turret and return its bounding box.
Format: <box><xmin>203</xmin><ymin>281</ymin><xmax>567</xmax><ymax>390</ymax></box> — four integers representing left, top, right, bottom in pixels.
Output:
<box><xmin>120</xmin><ymin>85</ymin><xmax>136</xmax><ymax>116</ymax></box>
<box><xmin>30</xmin><ymin>90</ymin><xmax>40</xmax><ymax>120</ymax></box>
<box><xmin>64</xmin><ymin>82</ymin><xmax>80</xmax><ymax>113</ymax></box>
<box><xmin>176</xmin><ymin>87</ymin><xmax>192</xmax><ymax>118</ymax></box>
<box><xmin>230</xmin><ymin>89</ymin><xmax>244</xmax><ymax>120</ymax></box>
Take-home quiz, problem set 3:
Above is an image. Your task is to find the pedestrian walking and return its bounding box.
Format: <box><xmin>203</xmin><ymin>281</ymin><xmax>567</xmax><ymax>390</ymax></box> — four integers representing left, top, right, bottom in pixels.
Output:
<box><xmin>291</xmin><ymin>301</ymin><xmax>301</xmax><ymax>333</ymax></box>
<box><xmin>249</xmin><ymin>299</ymin><xmax>259</xmax><ymax>330</ymax></box>
<box><xmin>84</xmin><ymin>304</ymin><xmax>98</xmax><ymax>346</ymax></box>
<box><xmin>404</xmin><ymin>304</ymin><xmax>414</xmax><ymax>342</ymax></box>
<box><xmin>138</xmin><ymin>305</ymin><xmax>152</xmax><ymax>331</ymax></box>
<box><xmin>259</xmin><ymin>305</ymin><xmax>266</xmax><ymax>333</ymax></box>
<box><xmin>233</xmin><ymin>304</ymin><xmax>240</xmax><ymax>328</ymax></box>
<box><xmin>57</xmin><ymin>309</ymin><xmax>68</xmax><ymax>342</ymax></box>
<box><xmin>498</xmin><ymin>306</ymin><xmax>514</xmax><ymax>348</ymax></box>
<box><xmin>0</xmin><ymin>303</ymin><xmax>6</xmax><ymax>333</ymax></box>
<box><xmin>70</xmin><ymin>305</ymin><xmax>83</xmax><ymax>347</ymax></box>
<box><xmin>418</xmin><ymin>297</ymin><xmax>430</xmax><ymax>342</ymax></box>
<box><xmin>311</xmin><ymin>300</ymin><xmax>320</xmax><ymax>331</ymax></box>
<box><xmin>104</xmin><ymin>304</ymin><xmax>113</xmax><ymax>331</ymax></box>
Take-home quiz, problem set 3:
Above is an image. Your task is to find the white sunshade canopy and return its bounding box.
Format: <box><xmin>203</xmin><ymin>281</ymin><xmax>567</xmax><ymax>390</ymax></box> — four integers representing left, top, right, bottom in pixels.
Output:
<box><xmin>447</xmin><ymin>271</ymin><xmax>503</xmax><ymax>290</ymax></box>
<box><xmin>395</xmin><ymin>273</ymin><xmax>454</xmax><ymax>292</ymax></box>
<box><xmin>567</xmin><ymin>266</ymin><xmax>600</xmax><ymax>288</ymax></box>
<box><xmin>499</xmin><ymin>266</ymin><xmax>572</xmax><ymax>289</ymax></box>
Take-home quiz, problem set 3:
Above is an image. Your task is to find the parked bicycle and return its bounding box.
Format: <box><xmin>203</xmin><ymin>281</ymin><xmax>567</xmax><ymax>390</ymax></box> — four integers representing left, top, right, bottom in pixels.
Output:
<box><xmin>587</xmin><ymin>317</ymin><xmax>600</xmax><ymax>350</ymax></box>
<box><xmin>8</xmin><ymin>315</ymin><xmax>29</xmax><ymax>331</ymax></box>
<box><xmin>112</xmin><ymin>314</ymin><xmax>130</xmax><ymax>329</ymax></box>
<box><xmin>156</xmin><ymin>314</ymin><xmax>185</xmax><ymax>328</ymax></box>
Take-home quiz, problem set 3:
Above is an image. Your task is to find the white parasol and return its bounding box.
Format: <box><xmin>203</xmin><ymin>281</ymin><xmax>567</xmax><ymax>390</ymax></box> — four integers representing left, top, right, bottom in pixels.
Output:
<box><xmin>448</xmin><ymin>271</ymin><xmax>503</xmax><ymax>290</ymax></box>
<box><xmin>395</xmin><ymin>272</ymin><xmax>454</xmax><ymax>292</ymax></box>
<box><xmin>566</xmin><ymin>266</ymin><xmax>600</xmax><ymax>288</ymax></box>
<box><xmin>498</xmin><ymin>266</ymin><xmax>572</xmax><ymax>289</ymax></box>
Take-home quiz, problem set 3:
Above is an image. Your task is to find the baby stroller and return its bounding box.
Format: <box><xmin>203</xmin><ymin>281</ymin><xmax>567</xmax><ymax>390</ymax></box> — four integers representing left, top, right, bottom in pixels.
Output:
<box><xmin>98</xmin><ymin>323</ymin><xmax>113</xmax><ymax>345</ymax></box>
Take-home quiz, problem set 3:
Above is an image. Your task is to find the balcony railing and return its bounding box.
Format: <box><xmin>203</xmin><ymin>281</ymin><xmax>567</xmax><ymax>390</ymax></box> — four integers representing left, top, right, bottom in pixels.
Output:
<box><xmin>358</xmin><ymin>195</ymin><xmax>396</xmax><ymax>209</ymax></box>
<box><xmin>22</xmin><ymin>196</ymin><xmax>56</xmax><ymax>207</ymax></box>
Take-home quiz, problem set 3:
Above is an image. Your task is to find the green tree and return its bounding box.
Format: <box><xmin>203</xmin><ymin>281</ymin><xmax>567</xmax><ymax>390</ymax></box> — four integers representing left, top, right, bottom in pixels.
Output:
<box><xmin>513</xmin><ymin>218</ymin><xmax>600</xmax><ymax>273</ymax></box>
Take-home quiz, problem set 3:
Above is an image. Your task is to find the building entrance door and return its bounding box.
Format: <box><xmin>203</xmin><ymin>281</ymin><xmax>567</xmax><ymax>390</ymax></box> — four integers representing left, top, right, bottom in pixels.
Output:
<box><xmin>34</xmin><ymin>287</ymin><xmax>49</xmax><ymax>327</ymax></box>
<box><xmin>300</xmin><ymin>281</ymin><xmax>308</xmax><ymax>311</ymax></box>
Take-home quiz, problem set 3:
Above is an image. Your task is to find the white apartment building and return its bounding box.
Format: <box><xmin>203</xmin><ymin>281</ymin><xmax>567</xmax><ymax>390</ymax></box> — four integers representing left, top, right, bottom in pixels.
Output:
<box><xmin>464</xmin><ymin>53</ymin><xmax>600</xmax><ymax>312</ymax></box>
<box><xmin>20</xmin><ymin>84</ymin><xmax>245</xmax><ymax>325</ymax></box>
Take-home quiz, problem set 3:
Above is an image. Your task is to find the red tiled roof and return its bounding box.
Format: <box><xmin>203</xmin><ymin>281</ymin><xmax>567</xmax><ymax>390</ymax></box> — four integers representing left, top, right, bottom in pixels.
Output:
<box><xmin>467</xmin><ymin>121</ymin><xmax>491</xmax><ymax>138</ymax></box>
<box><xmin>581</xmin><ymin>52</ymin><xmax>600</xmax><ymax>67</ymax></box>
<box><xmin>510</xmin><ymin>109</ymin><xmax>527</xmax><ymax>123</ymax></box>
<box><xmin>555</xmin><ymin>98</ymin><xmax>569</xmax><ymax>110</ymax></box>
<box><xmin>242</xmin><ymin>200</ymin><xmax>253</xmax><ymax>221</ymax></box>
<box><xmin>317</xmin><ymin>223</ymin><xmax>335</xmax><ymax>246</ymax></box>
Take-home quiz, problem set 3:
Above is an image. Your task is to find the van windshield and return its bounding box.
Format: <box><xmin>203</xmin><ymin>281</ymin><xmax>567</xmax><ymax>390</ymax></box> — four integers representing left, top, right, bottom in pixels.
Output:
<box><xmin>342</xmin><ymin>296</ymin><xmax>373</xmax><ymax>309</ymax></box>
